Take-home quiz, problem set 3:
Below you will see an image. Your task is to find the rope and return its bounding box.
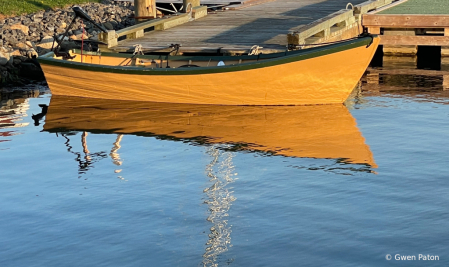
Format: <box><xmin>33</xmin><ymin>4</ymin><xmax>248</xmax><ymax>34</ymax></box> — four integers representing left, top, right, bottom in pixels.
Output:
<box><xmin>346</xmin><ymin>3</ymin><xmax>354</xmax><ymax>10</ymax></box>
<box><xmin>81</xmin><ymin>20</ymin><xmax>84</xmax><ymax>63</ymax></box>
<box><xmin>248</xmin><ymin>45</ymin><xmax>263</xmax><ymax>55</ymax></box>
<box><xmin>133</xmin><ymin>44</ymin><xmax>144</xmax><ymax>55</ymax></box>
<box><xmin>186</xmin><ymin>3</ymin><xmax>193</xmax><ymax>21</ymax></box>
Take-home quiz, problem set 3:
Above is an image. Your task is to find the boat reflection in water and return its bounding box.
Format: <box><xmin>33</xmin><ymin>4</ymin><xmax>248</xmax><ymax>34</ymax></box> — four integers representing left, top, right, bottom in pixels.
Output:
<box><xmin>43</xmin><ymin>95</ymin><xmax>377</xmax><ymax>169</ymax></box>
<box><xmin>43</xmin><ymin>95</ymin><xmax>377</xmax><ymax>266</ymax></box>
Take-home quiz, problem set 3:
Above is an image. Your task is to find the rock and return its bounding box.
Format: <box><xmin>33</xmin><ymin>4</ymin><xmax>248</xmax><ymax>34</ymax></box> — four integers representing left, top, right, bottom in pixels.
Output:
<box><xmin>10</xmin><ymin>24</ymin><xmax>29</xmax><ymax>35</ymax></box>
<box><xmin>109</xmin><ymin>20</ymin><xmax>118</xmax><ymax>28</ymax></box>
<box><xmin>26</xmin><ymin>41</ymin><xmax>37</xmax><ymax>50</ymax></box>
<box><xmin>26</xmin><ymin>48</ymin><xmax>38</xmax><ymax>59</ymax></box>
<box><xmin>75</xmin><ymin>33</ymin><xmax>89</xmax><ymax>40</ymax></box>
<box><xmin>103</xmin><ymin>22</ymin><xmax>114</xmax><ymax>30</ymax></box>
<box><xmin>19</xmin><ymin>62</ymin><xmax>45</xmax><ymax>81</ymax></box>
<box><xmin>0</xmin><ymin>47</ymin><xmax>12</xmax><ymax>66</ymax></box>
<box><xmin>32</xmin><ymin>16</ymin><xmax>42</xmax><ymax>23</ymax></box>
<box><xmin>0</xmin><ymin>54</ymin><xmax>9</xmax><ymax>66</ymax></box>
<box><xmin>13</xmin><ymin>58</ymin><xmax>22</xmax><ymax>65</ymax></box>
<box><xmin>37</xmin><ymin>36</ymin><xmax>55</xmax><ymax>49</ymax></box>
<box><xmin>1</xmin><ymin>1</ymin><xmax>136</xmax><ymax>59</ymax></box>
<box><xmin>57</xmin><ymin>35</ymin><xmax>70</xmax><ymax>42</ymax></box>
<box><xmin>56</xmin><ymin>28</ymin><xmax>66</xmax><ymax>34</ymax></box>
<box><xmin>11</xmin><ymin>50</ymin><xmax>22</xmax><ymax>56</ymax></box>
<box><xmin>15</xmin><ymin>42</ymin><xmax>29</xmax><ymax>50</ymax></box>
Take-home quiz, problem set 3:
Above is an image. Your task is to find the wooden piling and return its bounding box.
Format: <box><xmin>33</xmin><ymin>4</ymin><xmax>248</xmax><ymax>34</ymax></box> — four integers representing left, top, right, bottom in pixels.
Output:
<box><xmin>183</xmin><ymin>0</ymin><xmax>200</xmax><ymax>12</ymax></box>
<box><xmin>135</xmin><ymin>0</ymin><xmax>156</xmax><ymax>23</ymax></box>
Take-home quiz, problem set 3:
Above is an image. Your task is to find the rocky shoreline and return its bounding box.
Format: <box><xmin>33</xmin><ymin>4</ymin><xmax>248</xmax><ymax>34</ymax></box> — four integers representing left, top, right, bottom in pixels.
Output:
<box><xmin>0</xmin><ymin>0</ymin><xmax>136</xmax><ymax>86</ymax></box>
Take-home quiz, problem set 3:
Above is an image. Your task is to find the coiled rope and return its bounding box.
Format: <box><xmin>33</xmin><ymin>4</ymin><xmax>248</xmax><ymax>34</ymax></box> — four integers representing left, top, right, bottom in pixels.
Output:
<box><xmin>248</xmin><ymin>45</ymin><xmax>263</xmax><ymax>55</ymax></box>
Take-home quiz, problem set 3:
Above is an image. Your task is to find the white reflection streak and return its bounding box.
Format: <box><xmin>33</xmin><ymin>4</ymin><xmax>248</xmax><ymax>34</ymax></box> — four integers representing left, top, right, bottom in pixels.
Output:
<box><xmin>110</xmin><ymin>134</ymin><xmax>125</xmax><ymax>179</ymax></box>
<box><xmin>110</xmin><ymin>134</ymin><xmax>123</xmax><ymax>166</ymax></box>
<box><xmin>203</xmin><ymin>146</ymin><xmax>237</xmax><ymax>267</ymax></box>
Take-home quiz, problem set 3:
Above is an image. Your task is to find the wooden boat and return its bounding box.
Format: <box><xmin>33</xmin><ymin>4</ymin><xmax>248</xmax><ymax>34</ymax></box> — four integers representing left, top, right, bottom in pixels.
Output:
<box><xmin>37</xmin><ymin>35</ymin><xmax>380</xmax><ymax>105</ymax></box>
<box><xmin>43</xmin><ymin>95</ymin><xmax>377</xmax><ymax>169</ymax></box>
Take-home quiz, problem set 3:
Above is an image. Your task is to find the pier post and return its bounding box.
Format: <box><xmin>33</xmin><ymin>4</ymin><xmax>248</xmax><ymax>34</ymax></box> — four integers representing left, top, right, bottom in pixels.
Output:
<box><xmin>99</xmin><ymin>30</ymin><xmax>117</xmax><ymax>48</ymax></box>
<box><xmin>442</xmin><ymin>28</ymin><xmax>449</xmax><ymax>57</ymax></box>
<box><xmin>135</xmin><ymin>0</ymin><xmax>156</xmax><ymax>23</ymax></box>
<box><xmin>382</xmin><ymin>29</ymin><xmax>417</xmax><ymax>56</ymax></box>
<box><xmin>183</xmin><ymin>0</ymin><xmax>200</xmax><ymax>12</ymax></box>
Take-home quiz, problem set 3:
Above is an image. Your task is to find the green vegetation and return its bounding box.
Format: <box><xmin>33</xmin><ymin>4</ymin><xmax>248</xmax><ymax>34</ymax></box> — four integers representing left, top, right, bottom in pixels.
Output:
<box><xmin>379</xmin><ymin>0</ymin><xmax>449</xmax><ymax>15</ymax></box>
<box><xmin>0</xmin><ymin>0</ymin><xmax>102</xmax><ymax>16</ymax></box>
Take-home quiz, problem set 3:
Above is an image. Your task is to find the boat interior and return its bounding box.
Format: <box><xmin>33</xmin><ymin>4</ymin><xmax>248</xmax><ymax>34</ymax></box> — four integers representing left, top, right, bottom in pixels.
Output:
<box><xmin>54</xmin><ymin>48</ymin><xmax>301</xmax><ymax>68</ymax></box>
<box><xmin>49</xmin><ymin>36</ymin><xmax>366</xmax><ymax>68</ymax></box>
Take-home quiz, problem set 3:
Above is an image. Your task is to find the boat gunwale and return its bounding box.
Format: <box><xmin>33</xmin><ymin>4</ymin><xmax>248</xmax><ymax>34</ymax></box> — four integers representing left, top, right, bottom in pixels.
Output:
<box><xmin>37</xmin><ymin>36</ymin><xmax>376</xmax><ymax>76</ymax></box>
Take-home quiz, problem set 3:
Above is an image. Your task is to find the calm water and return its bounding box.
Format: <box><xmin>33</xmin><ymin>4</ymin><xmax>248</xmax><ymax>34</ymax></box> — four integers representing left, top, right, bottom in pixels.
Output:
<box><xmin>1</xmin><ymin>66</ymin><xmax>448</xmax><ymax>266</ymax></box>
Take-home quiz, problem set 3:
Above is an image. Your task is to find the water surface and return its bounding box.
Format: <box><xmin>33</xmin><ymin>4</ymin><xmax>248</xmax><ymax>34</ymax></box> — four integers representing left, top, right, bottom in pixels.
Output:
<box><xmin>1</xmin><ymin>70</ymin><xmax>448</xmax><ymax>266</ymax></box>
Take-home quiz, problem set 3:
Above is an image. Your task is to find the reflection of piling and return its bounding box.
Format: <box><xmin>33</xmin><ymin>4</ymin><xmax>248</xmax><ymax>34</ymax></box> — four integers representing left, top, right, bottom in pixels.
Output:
<box><xmin>362</xmin><ymin>65</ymin><xmax>449</xmax><ymax>98</ymax></box>
<box><xmin>81</xmin><ymin>131</ymin><xmax>91</xmax><ymax>161</ymax></box>
<box><xmin>110</xmin><ymin>134</ymin><xmax>124</xmax><ymax>177</ymax></box>
<box><xmin>443</xmin><ymin>75</ymin><xmax>449</xmax><ymax>91</ymax></box>
<box><xmin>110</xmin><ymin>134</ymin><xmax>124</xmax><ymax>166</ymax></box>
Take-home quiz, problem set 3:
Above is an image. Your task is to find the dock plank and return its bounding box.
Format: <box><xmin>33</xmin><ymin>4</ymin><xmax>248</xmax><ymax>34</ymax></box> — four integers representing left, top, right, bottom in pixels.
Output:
<box><xmin>363</xmin><ymin>14</ymin><xmax>449</xmax><ymax>28</ymax></box>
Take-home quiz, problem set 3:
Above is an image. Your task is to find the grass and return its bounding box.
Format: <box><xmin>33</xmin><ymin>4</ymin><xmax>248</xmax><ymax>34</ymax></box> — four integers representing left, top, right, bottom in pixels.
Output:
<box><xmin>0</xmin><ymin>0</ymin><xmax>102</xmax><ymax>17</ymax></box>
<box><xmin>379</xmin><ymin>0</ymin><xmax>449</xmax><ymax>14</ymax></box>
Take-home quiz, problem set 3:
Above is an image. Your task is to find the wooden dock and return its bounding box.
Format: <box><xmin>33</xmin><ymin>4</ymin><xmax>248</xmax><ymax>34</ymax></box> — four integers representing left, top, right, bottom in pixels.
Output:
<box><xmin>104</xmin><ymin>0</ymin><xmax>376</xmax><ymax>54</ymax></box>
<box><xmin>362</xmin><ymin>0</ymin><xmax>449</xmax><ymax>56</ymax></box>
<box><xmin>101</xmin><ymin>0</ymin><xmax>449</xmax><ymax>57</ymax></box>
